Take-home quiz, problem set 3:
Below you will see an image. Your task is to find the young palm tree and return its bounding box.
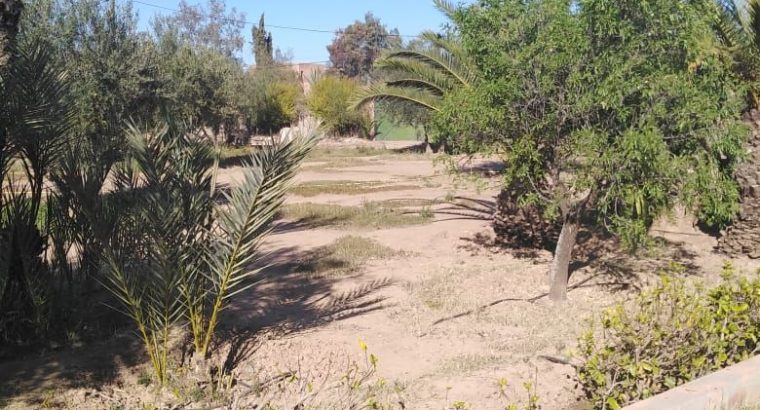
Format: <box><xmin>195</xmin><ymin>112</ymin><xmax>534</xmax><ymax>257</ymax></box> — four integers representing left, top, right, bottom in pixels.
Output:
<box><xmin>0</xmin><ymin>38</ymin><xmax>72</xmax><ymax>339</ymax></box>
<box><xmin>102</xmin><ymin>121</ymin><xmax>319</xmax><ymax>383</ymax></box>
<box><xmin>712</xmin><ymin>0</ymin><xmax>760</xmax><ymax>106</ymax></box>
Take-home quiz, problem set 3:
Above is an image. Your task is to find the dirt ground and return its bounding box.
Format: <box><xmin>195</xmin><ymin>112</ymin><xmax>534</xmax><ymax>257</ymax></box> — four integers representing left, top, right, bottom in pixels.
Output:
<box><xmin>2</xmin><ymin>141</ymin><xmax>760</xmax><ymax>410</ymax></box>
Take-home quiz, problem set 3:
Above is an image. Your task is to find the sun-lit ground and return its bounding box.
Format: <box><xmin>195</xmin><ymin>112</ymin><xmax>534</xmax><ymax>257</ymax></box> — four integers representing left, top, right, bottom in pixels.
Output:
<box><xmin>2</xmin><ymin>140</ymin><xmax>760</xmax><ymax>409</ymax></box>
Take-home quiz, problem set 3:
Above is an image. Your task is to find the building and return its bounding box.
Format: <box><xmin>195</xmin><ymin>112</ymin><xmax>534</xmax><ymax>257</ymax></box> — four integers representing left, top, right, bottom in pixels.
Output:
<box><xmin>287</xmin><ymin>62</ymin><xmax>326</xmax><ymax>95</ymax></box>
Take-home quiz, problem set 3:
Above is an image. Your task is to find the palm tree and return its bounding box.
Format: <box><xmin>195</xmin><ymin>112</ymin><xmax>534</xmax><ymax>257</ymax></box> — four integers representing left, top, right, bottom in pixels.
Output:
<box><xmin>352</xmin><ymin>1</ymin><xmax>474</xmax><ymax>123</ymax></box>
<box><xmin>712</xmin><ymin>0</ymin><xmax>760</xmax><ymax>106</ymax></box>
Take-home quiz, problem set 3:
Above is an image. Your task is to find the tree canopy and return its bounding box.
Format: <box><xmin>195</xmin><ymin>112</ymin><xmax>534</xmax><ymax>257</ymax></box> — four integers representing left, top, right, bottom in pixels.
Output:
<box><xmin>441</xmin><ymin>0</ymin><xmax>748</xmax><ymax>300</ymax></box>
<box><xmin>327</xmin><ymin>12</ymin><xmax>401</xmax><ymax>80</ymax></box>
<box><xmin>151</xmin><ymin>0</ymin><xmax>245</xmax><ymax>59</ymax></box>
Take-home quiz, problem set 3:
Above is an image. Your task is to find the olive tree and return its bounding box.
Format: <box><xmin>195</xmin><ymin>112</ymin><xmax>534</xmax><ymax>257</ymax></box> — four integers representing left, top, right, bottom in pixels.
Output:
<box><xmin>444</xmin><ymin>0</ymin><xmax>747</xmax><ymax>301</ymax></box>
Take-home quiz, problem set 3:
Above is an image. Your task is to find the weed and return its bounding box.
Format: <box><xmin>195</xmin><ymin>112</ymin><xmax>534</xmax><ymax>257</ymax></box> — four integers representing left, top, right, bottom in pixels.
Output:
<box><xmin>137</xmin><ymin>370</ymin><xmax>152</xmax><ymax>387</ymax></box>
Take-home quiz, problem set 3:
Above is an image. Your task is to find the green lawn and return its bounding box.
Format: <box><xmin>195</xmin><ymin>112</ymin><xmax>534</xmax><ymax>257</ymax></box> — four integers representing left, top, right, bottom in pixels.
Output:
<box><xmin>375</xmin><ymin>111</ymin><xmax>420</xmax><ymax>141</ymax></box>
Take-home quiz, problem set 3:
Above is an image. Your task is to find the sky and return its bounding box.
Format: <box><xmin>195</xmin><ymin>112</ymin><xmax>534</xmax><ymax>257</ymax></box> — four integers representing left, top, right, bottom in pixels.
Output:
<box><xmin>131</xmin><ymin>0</ymin><xmax>461</xmax><ymax>66</ymax></box>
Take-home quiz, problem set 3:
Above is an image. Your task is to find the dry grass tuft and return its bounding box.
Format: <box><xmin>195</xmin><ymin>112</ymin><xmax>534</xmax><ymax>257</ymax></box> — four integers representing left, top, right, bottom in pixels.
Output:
<box><xmin>308</xmin><ymin>146</ymin><xmax>392</xmax><ymax>159</ymax></box>
<box><xmin>301</xmin><ymin>157</ymin><xmax>375</xmax><ymax>172</ymax></box>
<box><xmin>297</xmin><ymin>235</ymin><xmax>399</xmax><ymax>277</ymax></box>
<box><xmin>280</xmin><ymin>202</ymin><xmax>433</xmax><ymax>228</ymax></box>
<box><xmin>290</xmin><ymin>180</ymin><xmax>420</xmax><ymax>197</ymax></box>
<box><xmin>438</xmin><ymin>353</ymin><xmax>507</xmax><ymax>375</ymax></box>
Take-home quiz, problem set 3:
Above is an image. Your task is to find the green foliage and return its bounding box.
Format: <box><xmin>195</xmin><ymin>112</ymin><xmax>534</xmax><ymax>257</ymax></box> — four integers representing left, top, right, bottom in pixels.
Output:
<box><xmin>151</xmin><ymin>0</ymin><xmax>245</xmax><ymax>59</ymax></box>
<box><xmin>237</xmin><ymin>67</ymin><xmax>302</xmax><ymax>135</ymax></box>
<box><xmin>101</xmin><ymin>121</ymin><xmax>319</xmax><ymax>383</ymax></box>
<box><xmin>353</xmin><ymin>5</ymin><xmax>475</xmax><ymax>147</ymax></box>
<box><xmin>327</xmin><ymin>12</ymin><xmax>401</xmax><ymax>79</ymax></box>
<box><xmin>576</xmin><ymin>263</ymin><xmax>760</xmax><ymax>409</ymax></box>
<box><xmin>0</xmin><ymin>36</ymin><xmax>73</xmax><ymax>347</ymax></box>
<box><xmin>446</xmin><ymin>0</ymin><xmax>747</xmax><ymax>235</ymax></box>
<box><xmin>439</xmin><ymin>0</ymin><xmax>748</xmax><ymax>299</ymax></box>
<box><xmin>711</xmin><ymin>0</ymin><xmax>760</xmax><ymax>106</ymax></box>
<box><xmin>308</xmin><ymin>74</ymin><xmax>367</xmax><ymax>136</ymax></box>
<box><xmin>252</xmin><ymin>13</ymin><xmax>273</xmax><ymax>67</ymax></box>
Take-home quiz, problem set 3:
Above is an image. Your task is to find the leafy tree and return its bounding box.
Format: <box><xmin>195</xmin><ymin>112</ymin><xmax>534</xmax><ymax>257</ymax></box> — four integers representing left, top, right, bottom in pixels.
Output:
<box><xmin>237</xmin><ymin>67</ymin><xmax>302</xmax><ymax>135</ymax></box>
<box><xmin>152</xmin><ymin>0</ymin><xmax>245</xmax><ymax>59</ymax></box>
<box><xmin>252</xmin><ymin>13</ymin><xmax>273</xmax><ymax>67</ymax></box>
<box><xmin>0</xmin><ymin>0</ymin><xmax>22</xmax><ymax>69</ymax></box>
<box><xmin>446</xmin><ymin>0</ymin><xmax>747</xmax><ymax>301</ymax></box>
<box><xmin>327</xmin><ymin>12</ymin><xmax>401</xmax><ymax>80</ymax></box>
<box><xmin>712</xmin><ymin>0</ymin><xmax>760</xmax><ymax>107</ymax></box>
<box><xmin>308</xmin><ymin>74</ymin><xmax>367</xmax><ymax>136</ymax></box>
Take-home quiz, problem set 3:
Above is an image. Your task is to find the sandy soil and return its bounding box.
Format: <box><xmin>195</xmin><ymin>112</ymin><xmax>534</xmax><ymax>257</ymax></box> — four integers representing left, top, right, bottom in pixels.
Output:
<box><xmin>2</xmin><ymin>145</ymin><xmax>760</xmax><ymax>410</ymax></box>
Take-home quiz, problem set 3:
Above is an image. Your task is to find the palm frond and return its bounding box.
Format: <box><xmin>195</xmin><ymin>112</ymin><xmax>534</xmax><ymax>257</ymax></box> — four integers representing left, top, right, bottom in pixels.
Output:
<box><xmin>200</xmin><ymin>124</ymin><xmax>320</xmax><ymax>356</ymax></box>
<box><xmin>376</xmin><ymin>55</ymin><xmax>463</xmax><ymax>93</ymax></box>
<box><xmin>352</xmin><ymin>84</ymin><xmax>442</xmax><ymax>112</ymax></box>
<box><xmin>381</xmin><ymin>47</ymin><xmax>474</xmax><ymax>88</ymax></box>
<box><xmin>749</xmin><ymin>0</ymin><xmax>760</xmax><ymax>49</ymax></box>
<box><xmin>713</xmin><ymin>0</ymin><xmax>750</xmax><ymax>49</ymax></box>
<box><xmin>433</xmin><ymin>0</ymin><xmax>458</xmax><ymax>20</ymax></box>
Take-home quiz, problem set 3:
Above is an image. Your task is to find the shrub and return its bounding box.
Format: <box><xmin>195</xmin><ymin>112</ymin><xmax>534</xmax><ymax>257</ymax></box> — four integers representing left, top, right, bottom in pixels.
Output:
<box><xmin>576</xmin><ymin>263</ymin><xmax>760</xmax><ymax>409</ymax></box>
<box><xmin>307</xmin><ymin>74</ymin><xmax>367</xmax><ymax>136</ymax></box>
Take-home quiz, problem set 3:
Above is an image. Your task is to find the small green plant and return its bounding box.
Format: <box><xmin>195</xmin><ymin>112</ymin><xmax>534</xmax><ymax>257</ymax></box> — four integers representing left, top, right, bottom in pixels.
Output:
<box><xmin>137</xmin><ymin>370</ymin><xmax>152</xmax><ymax>387</ymax></box>
<box><xmin>497</xmin><ymin>377</ymin><xmax>541</xmax><ymax>410</ymax></box>
<box><xmin>451</xmin><ymin>401</ymin><xmax>471</xmax><ymax>410</ymax></box>
<box><xmin>576</xmin><ymin>263</ymin><xmax>760</xmax><ymax>409</ymax></box>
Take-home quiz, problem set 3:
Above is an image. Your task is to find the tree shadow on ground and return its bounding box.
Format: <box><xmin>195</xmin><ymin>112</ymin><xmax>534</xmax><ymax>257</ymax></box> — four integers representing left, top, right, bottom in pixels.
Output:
<box><xmin>0</xmin><ymin>328</ymin><xmax>146</xmax><ymax>406</ymax></box>
<box><xmin>430</xmin><ymin>196</ymin><xmax>496</xmax><ymax>222</ymax></box>
<box><xmin>445</xmin><ymin>227</ymin><xmax>703</xmax><ymax>329</ymax></box>
<box><xmin>457</xmin><ymin>160</ymin><xmax>506</xmax><ymax>175</ymax></box>
<box><xmin>210</xmin><ymin>244</ymin><xmax>391</xmax><ymax>371</ymax></box>
<box><xmin>0</xmin><ymin>243</ymin><xmax>389</xmax><ymax>403</ymax></box>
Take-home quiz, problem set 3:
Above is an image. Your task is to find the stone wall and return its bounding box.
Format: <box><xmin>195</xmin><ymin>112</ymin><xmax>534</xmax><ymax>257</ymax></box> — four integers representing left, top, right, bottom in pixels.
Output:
<box><xmin>717</xmin><ymin>110</ymin><xmax>760</xmax><ymax>258</ymax></box>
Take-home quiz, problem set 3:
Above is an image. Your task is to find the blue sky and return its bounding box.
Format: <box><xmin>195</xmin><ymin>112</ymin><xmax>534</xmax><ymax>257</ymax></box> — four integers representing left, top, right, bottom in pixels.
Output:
<box><xmin>132</xmin><ymin>0</ymin><xmax>461</xmax><ymax>65</ymax></box>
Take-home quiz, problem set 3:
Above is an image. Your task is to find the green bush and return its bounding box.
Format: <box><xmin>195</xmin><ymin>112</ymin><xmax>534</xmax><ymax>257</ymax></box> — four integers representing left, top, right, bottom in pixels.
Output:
<box><xmin>307</xmin><ymin>74</ymin><xmax>367</xmax><ymax>136</ymax></box>
<box><xmin>576</xmin><ymin>263</ymin><xmax>760</xmax><ymax>409</ymax></box>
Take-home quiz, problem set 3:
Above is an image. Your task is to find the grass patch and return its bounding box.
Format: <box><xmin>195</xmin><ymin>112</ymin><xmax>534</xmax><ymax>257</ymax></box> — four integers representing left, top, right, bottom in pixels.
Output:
<box><xmin>377</xmin><ymin>121</ymin><xmax>420</xmax><ymax>141</ymax></box>
<box><xmin>378</xmin><ymin>198</ymin><xmax>442</xmax><ymax>208</ymax></box>
<box><xmin>438</xmin><ymin>353</ymin><xmax>506</xmax><ymax>375</ymax></box>
<box><xmin>220</xmin><ymin>145</ymin><xmax>257</xmax><ymax>160</ymax></box>
<box><xmin>280</xmin><ymin>202</ymin><xmax>433</xmax><ymax>228</ymax></box>
<box><xmin>300</xmin><ymin>157</ymin><xmax>375</xmax><ymax>172</ymax></box>
<box><xmin>297</xmin><ymin>235</ymin><xmax>398</xmax><ymax>277</ymax></box>
<box><xmin>290</xmin><ymin>180</ymin><xmax>420</xmax><ymax>197</ymax></box>
<box><xmin>308</xmin><ymin>146</ymin><xmax>391</xmax><ymax>160</ymax></box>
<box><xmin>410</xmin><ymin>269</ymin><xmax>466</xmax><ymax>312</ymax></box>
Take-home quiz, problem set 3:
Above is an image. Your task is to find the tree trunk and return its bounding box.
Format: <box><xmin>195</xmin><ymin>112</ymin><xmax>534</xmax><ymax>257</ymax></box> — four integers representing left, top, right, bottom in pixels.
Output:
<box><xmin>0</xmin><ymin>0</ymin><xmax>23</xmax><ymax>71</ymax></box>
<box><xmin>548</xmin><ymin>216</ymin><xmax>579</xmax><ymax>302</ymax></box>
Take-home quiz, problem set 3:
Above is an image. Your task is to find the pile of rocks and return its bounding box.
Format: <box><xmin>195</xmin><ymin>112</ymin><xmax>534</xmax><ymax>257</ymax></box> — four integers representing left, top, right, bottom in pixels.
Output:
<box><xmin>717</xmin><ymin>110</ymin><xmax>760</xmax><ymax>258</ymax></box>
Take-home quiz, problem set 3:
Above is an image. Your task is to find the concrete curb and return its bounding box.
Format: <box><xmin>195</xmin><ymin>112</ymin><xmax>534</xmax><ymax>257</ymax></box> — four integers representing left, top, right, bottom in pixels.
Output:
<box><xmin>621</xmin><ymin>355</ymin><xmax>760</xmax><ymax>410</ymax></box>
